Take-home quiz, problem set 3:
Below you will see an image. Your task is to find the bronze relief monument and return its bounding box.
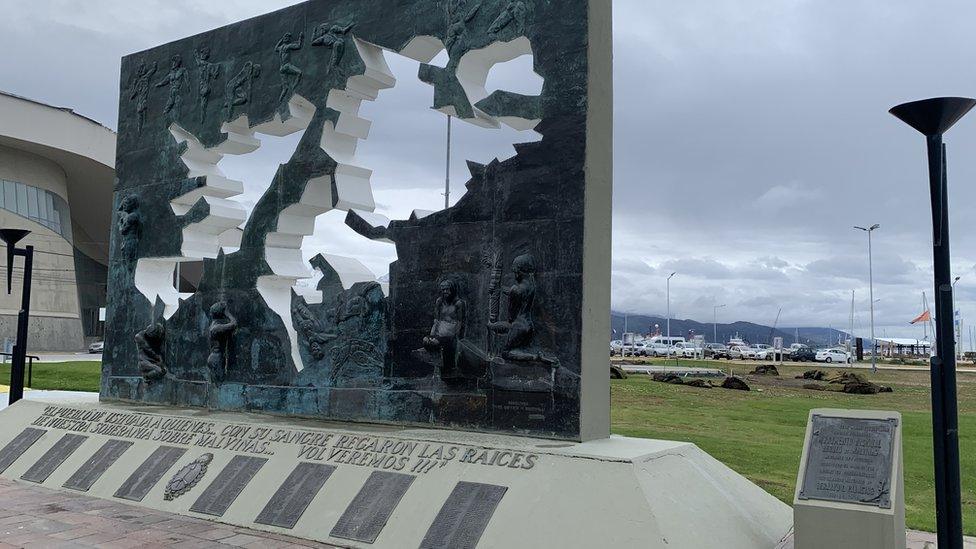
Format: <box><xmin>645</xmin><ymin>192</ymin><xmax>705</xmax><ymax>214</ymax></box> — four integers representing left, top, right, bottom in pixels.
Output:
<box><xmin>102</xmin><ymin>0</ymin><xmax>612</xmax><ymax>441</ymax></box>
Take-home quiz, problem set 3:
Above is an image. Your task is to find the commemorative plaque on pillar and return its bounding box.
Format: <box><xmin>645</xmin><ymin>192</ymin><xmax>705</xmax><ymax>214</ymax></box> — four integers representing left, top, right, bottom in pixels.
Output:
<box><xmin>793</xmin><ymin>408</ymin><xmax>905</xmax><ymax>549</ymax></box>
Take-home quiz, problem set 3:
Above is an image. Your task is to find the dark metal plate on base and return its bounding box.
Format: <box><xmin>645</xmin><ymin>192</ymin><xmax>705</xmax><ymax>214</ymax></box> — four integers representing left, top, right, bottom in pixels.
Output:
<box><xmin>114</xmin><ymin>446</ymin><xmax>187</xmax><ymax>502</ymax></box>
<box><xmin>331</xmin><ymin>471</ymin><xmax>416</xmax><ymax>543</ymax></box>
<box><xmin>0</xmin><ymin>428</ymin><xmax>45</xmax><ymax>474</ymax></box>
<box><xmin>190</xmin><ymin>455</ymin><xmax>267</xmax><ymax>517</ymax></box>
<box><xmin>254</xmin><ymin>462</ymin><xmax>336</xmax><ymax>529</ymax></box>
<box><xmin>21</xmin><ymin>433</ymin><xmax>87</xmax><ymax>483</ymax></box>
<box><xmin>64</xmin><ymin>439</ymin><xmax>134</xmax><ymax>492</ymax></box>
<box><xmin>798</xmin><ymin>415</ymin><xmax>898</xmax><ymax>509</ymax></box>
<box><xmin>419</xmin><ymin>481</ymin><xmax>507</xmax><ymax>549</ymax></box>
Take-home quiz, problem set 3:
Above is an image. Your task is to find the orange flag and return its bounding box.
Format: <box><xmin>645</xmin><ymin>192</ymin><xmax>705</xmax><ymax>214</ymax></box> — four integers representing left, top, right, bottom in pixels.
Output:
<box><xmin>910</xmin><ymin>310</ymin><xmax>931</xmax><ymax>324</ymax></box>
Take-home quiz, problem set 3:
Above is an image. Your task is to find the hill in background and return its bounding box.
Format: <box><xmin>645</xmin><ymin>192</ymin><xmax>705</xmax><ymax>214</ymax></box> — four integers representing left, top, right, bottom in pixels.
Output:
<box><xmin>610</xmin><ymin>312</ymin><xmax>849</xmax><ymax>347</ymax></box>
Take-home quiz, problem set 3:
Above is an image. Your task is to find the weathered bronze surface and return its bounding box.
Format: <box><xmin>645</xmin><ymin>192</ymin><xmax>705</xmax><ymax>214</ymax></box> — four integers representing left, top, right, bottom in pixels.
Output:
<box><xmin>330</xmin><ymin>471</ymin><xmax>415</xmax><ymax>542</ymax></box>
<box><xmin>63</xmin><ymin>439</ymin><xmax>134</xmax><ymax>492</ymax></box>
<box><xmin>189</xmin><ymin>455</ymin><xmax>267</xmax><ymax>516</ymax></box>
<box><xmin>0</xmin><ymin>428</ymin><xmax>45</xmax><ymax>474</ymax></box>
<box><xmin>799</xmin><ymin>415</ymin><xmax>897</xmax><ymax>508</ymax></box>
<box><xmin>255</xmin><ymin>462</ymin><xmax>336</xmax><ymax>529</ymax></box>
<box><xmin>114</xmin><ymin>445</ymin><xmax>188</xmax><ymax>501</ymax></box>
<box><xmin>21</xmin><ymin>433</ymin><xmax>87</xmax><ymax>484</ymax></box>
<box><xmin>419</xmin><ymin>481</ymin><xmax>507</xmax><ymax>549</ymax></box>
<box><xmin>103</xmin><ymin>0</ymin><xmax>603</xmax><ymax>440</ymax></box>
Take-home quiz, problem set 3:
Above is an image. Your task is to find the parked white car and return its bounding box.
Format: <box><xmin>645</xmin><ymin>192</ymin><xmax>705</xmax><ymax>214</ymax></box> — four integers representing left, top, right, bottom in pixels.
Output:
<box><xmin>669</xmin><ymin>342</ymin><xmax>698</xmax><ymax>357</ymax></box>
<box><xmin>752</xmin><ymin>346</ymin><xmax>770</xmax><ymax>360</ymax></box>
<box><xmin>648</xmin><ymin>343</ymin><xmax>670</xmax><ymax>357</ymax></box>
<box><xmin>729</xmin><ymin>345</ymin><xmax>757</xmax><ymax>360</ymax></box>
<box><xmin>623</xmin><ymin>342</ymin><xmax>649</xmax><ymax>357</ymax></box>
<box><xmin>816</xmin><ymin>348</ymin><xmax>853</xmax><ymax>364</ymax></box>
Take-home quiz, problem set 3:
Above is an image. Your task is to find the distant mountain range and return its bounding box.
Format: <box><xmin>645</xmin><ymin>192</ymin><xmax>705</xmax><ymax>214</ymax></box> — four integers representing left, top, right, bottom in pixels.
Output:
<box><xmin>610</xmin><ymin>312</ymin><xmax>850</xmax><ymax>347</ymax></box>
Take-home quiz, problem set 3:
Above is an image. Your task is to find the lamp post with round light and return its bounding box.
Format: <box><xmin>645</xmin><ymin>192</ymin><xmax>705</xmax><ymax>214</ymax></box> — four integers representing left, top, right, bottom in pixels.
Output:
<box><xmin>890</xmin><ymin>96</ymin><xmax>975</xmax><ymax>549</ymax></box>
<box><xmin>854</xmin><ymin>224</ymin><xmax>880</xmax><ymax>372</ymax></box>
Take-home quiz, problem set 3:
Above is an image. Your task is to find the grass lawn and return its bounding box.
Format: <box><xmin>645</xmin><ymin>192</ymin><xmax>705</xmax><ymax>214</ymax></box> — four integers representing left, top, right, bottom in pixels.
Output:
<box><xmin>0</xmin><ymin>361</ymin><xmax>102</xmax><ymax>393</ymax></box>
<box><xmin>611</xmin><ymin>360</ymin><xmax>976</xmax><ymax>535</ymax></box>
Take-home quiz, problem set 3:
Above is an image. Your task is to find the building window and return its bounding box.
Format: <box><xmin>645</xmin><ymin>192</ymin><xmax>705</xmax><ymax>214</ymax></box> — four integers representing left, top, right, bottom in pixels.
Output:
<box><xmin>0</xmin><ymin>179</ymin><xmax>72</xmax><ymax>241</ymax></box>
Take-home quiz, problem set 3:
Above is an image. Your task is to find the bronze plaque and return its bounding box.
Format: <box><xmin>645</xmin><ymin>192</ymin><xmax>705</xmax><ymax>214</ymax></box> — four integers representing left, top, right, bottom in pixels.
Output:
<box><xmin>114</xmin><ymin>446</ymin><xmax>187</xmax><ymax>501</ymax></box>
<box><xmin>330</xmin><ymin>471</ymin><xmax>415</xmax><ymax>543</ymax></box>
<box><xmin>0</xmin><ymin>428</ymin><xmax>45</xmax><ymax>473</ymax></box>
<box><xmin>190</xmin><ymin>455</ymin><xmax>267</xmax><ymax>516</ymax></box>
<box><xmin>254</xmin><ymin>462</ymin><xmax>336</xmax><ymax>529</ymax></box>
<box><xmin>64</xmin><ymin>439</ymin><xmax>133</xmax><ymax>492</ymax></box>
<box><xmin>419</xmin><ymin>481</ymin><xmax>507</xmax><ymax>549</ymax></box>
<box><xmin>21</xmin><ymin>433</ymin><xmax>87</xmax><ymax>483</ymax></box>
<box><xmin>798</xmin><ymin>415</ymin><xmax>898</xmax><ymax>508</ymax></box>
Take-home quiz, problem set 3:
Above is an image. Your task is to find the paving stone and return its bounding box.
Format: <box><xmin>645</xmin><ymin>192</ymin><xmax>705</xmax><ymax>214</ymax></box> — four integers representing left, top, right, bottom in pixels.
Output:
<box><xmin>49</xmin><ymin>527</ymin><xmax>101</xmax><ymax>541</ymax></box>
<box><xmin>0</xmin><ymin>478</ymin><xmax>340</xmax><ymax>548</ymax></box>
<box><xmin>72</xmin><ymin>532</ymin><xmax>127</xmax><ymax>546</ymax></box>
<box><xmin>195</xmin><ymin>528</ymin><xmax>240</xmax><ymax>541</ymax></box>
<box><xmin>219</xmin><ymin>534</ymin><xmax>266</xmax><ymax>547</ymax></box>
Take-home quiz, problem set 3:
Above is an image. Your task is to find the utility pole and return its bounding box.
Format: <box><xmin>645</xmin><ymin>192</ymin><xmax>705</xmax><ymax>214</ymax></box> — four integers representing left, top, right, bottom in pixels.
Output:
<box><xmin>952</xmin><ymin>275</ymin><xmax>962</xmax><ymax>360</ymax></box>
<box><xmin>666</xmin><ymin>272</ymin><xmax>676</xmax><ymax>355</ymax></box>
<box><xmin>713</xmin><ymin>303</ymin><xmax>726</xmax><ymax>343</ymax></box>
<box><xmin>855</xmin><ymin>224</ymin><xmax>880</xmax><ymax>372</ymax></box>
<box><xmin>444</xmin><ymin>115</ymin><xmax>452</xmax><ymax>209</ymax></box>
<box><xmin>849</xmin><ymin>290</ymin><xmax>855</xmax><ymax>356</ymax></box>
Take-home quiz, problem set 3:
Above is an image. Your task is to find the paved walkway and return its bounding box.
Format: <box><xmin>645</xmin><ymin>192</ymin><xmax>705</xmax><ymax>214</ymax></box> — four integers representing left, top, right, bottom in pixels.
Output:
<box><xmin>0</xmin><ymin>478</ymin><xmax>339</xmax><ymax>548</ymax></box>
<box><xmin>776</xmin><ymin>528</ymin><xmax>976</xmax><ymax>548</ymax></box>
<box><xmin>32</xmin><ymin>353</ymin><xmax>102</xmax><ymax>363</ymax></box>
<box><xmin>0</xmin><ymin>391</ymin><xmax>99</xmax><ymax>413</ymax></box>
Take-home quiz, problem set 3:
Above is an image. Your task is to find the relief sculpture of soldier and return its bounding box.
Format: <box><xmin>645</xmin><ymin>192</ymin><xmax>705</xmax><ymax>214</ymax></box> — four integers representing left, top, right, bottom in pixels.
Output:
<box><xmin>327</xmin><ymin>281</ymin><xmax>386</xmax><ymax>385</ymax></box>
<box><xmin>275</xmin><ymin>31</ymin><xmax>304</xmax><ymax>102</ymax></box>
<box><xmin>155</xmin><ymin>54</ymin><xmax>188</xmax><ymax>116</ymax></box>
<box><xmin>293</xmin><ymin>299</ymin><xmax>332</xmax><ymax>361</ymax></box>
<box><xmin>312</xmin><ymin>22</ymin><xmax>353</xmax><ymax>72</ymax></box>
<box><xmin>128</xmin><ymin>61</ymin><xmax>157</xmax><ymax>132</ymax></box>
<box><xmin>135</xmin><ymin>321</ymin><xmax>166</xmax><ymax>382</ymax></box>
<box><xmin>223</xmin><ymin>61</ymin><xmax>261</xmax><ymax>119</ymax></box>
<box><xmin>207</xmin><ymin>301</ymin><xmax>237</xmax><ymax>381</ymax></box>
<box><xmin>488</xmin><ymin>254</ymin><xmax>557</xmax><ymax>366</ymax></box>
<box><xmin>195</xmin><ymin>47</ymin><xmax>220</xmax><ymax>123</ymax></box>
<box><xmin>420</xmin><ymin>279</ymin><xmax>488</xmax><ymax>381</ymax></box>
<box><xmin>117</xmin><ymin>195</ymin><xmax>140</xmax><ymax>254</ymax></box>
<box><xmin>423</xmin><ymin>279</ymin><xmax>467</xmax><ymax>378</ymax></box>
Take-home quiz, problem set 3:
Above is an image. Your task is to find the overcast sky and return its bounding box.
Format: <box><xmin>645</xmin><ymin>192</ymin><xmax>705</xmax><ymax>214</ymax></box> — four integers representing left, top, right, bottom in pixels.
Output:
<box><xmin>3</xmin><ymin>0</ymin><xmax>976</xmax><ymax>341</ymax></box>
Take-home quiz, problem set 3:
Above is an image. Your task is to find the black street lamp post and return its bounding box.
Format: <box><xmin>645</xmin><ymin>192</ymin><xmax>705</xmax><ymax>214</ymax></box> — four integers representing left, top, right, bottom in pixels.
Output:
<box><xmin>0</xmin><ymin>229</ymin><xmax>34</xmax><ymax>406</ymax></box>
<box><xmin>890</xmin><ymin>97</ymin><xmax>975</xmax><ymax>549</ymax></box>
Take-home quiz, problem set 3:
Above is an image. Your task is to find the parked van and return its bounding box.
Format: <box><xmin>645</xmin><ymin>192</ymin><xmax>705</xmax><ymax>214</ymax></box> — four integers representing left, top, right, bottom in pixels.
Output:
<box><xmin>648</xmin><ymin>336</ymin><xmax>686</xmax><ymax>347</ymax></box>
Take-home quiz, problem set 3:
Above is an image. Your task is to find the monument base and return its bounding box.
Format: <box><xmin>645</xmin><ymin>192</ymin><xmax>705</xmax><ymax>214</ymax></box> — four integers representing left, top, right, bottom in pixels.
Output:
<box><xmin>0</xmin><ymin>398</ymin><xmax>791</xmax><ymax>548</ymax></box>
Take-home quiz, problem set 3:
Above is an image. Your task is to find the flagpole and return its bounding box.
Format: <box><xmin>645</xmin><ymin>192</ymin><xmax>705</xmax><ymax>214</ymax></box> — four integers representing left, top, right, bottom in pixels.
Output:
<box><xmin>922</xmin><ymin>292</ymin><xmax>929</xmax><ymax>341</ymax></box>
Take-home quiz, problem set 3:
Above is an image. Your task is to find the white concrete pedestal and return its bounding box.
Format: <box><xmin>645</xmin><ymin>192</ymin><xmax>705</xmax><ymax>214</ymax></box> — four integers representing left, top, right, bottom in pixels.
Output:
<box><xmin>0</xmin><ymin>398</ymin><xmax>792</xmax><ymax>548</ymax></box>
<box><xmin>793</xmin><ymin>408</ymin><xmax>905</xmax><ymax>549</ymax></box>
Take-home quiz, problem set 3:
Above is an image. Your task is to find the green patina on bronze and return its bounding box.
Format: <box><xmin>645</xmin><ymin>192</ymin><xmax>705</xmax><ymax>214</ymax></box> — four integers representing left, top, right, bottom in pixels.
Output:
<box><xmin>103</xmin><ymin>0</ymin><xmax>603</xmax><ymax>440</ymax></box>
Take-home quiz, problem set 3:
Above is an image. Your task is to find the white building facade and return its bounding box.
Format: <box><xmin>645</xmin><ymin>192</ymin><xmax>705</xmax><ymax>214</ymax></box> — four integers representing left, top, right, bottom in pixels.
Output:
<box><xmin>0</xmin><ymin>91</ymin><xmax>115</xmax><ymax>351</ymax></box>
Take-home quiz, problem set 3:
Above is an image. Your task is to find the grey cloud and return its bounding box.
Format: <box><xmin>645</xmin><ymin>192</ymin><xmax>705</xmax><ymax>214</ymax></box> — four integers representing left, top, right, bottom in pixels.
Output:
<box><xmin>6</xmin><ymin>1</ymin><xmax>976</xmax><ymax>340</ymax></box>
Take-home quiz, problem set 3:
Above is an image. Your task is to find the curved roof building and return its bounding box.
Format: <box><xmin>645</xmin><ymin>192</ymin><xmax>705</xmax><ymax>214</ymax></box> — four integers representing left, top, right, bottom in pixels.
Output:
<box><xmin>0</xmin><ymin>91</ymin><xmax>116</xmax><ymax>351</ymax></box>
